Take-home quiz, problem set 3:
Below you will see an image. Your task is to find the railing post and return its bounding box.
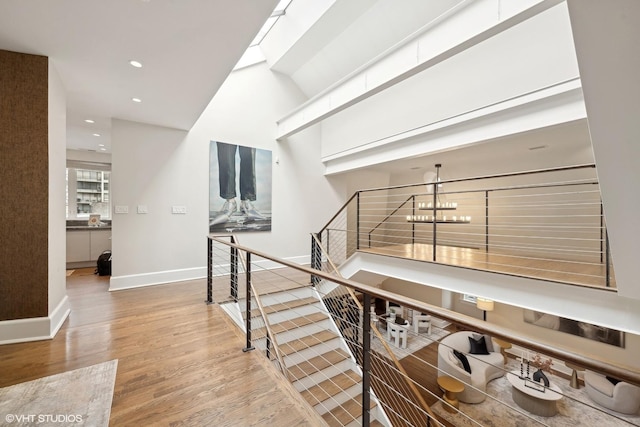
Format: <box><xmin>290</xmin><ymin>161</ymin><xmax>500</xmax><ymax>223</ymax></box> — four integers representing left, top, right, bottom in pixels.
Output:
<box><xmin>206</xmin><ymin>237</ymin><xmax>214</xmax><ymax>304</ymax></box>
<box><xmin>411</xmin><ymin>195</ymin><xmax>416</xmax><ymax>245</ymax></box>
<box><xmin>356</xmin><ymin>192</ymin><xmax>361</xmax><ymax>250</ymax></box>
<box><xmin>311</xmin><ymin>233</ymin><xmax>321</xmax><ymax>287</ymax></box>
<box><xmin>266</xmin><ymin>333</ymin><xmax>271</xmax><ymax>360</ymax></box>
<box><xmin>231</xmin><ymin>244</ymin><xmax>238</xmax><ymax>302</ymax></box>
<box><xmin>243</xmin><ymin>252</ymin><xmax>255</xmax><ymax>352</ymax></box>
<box><xmin>485</xmin><ymin>190</ymin><xmax>490</xmax><ymax>253</ymax></box>
<box><xmin>362</xmin><ymin>293</ymin><xmax>371</xmax><ymax>427</ymax></box>
<box><xmin>432</xmin><ymin>183</ymin><xmax>438</xmax><ymax>262</ymax></box>
<box><xmin>605</xmin><ymin>229</ymin><xmax>611</xmax><ymax>288</ymax></box>
<box><xmin>600</xmin><ymin>203</ymin><xmax>604</xmax><ymax>264</ymax></box>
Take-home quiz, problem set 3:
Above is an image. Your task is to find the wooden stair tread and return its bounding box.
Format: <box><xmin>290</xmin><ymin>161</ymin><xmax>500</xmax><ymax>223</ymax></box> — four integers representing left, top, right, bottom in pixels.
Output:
<box><xmin>252</xmin><ymin>312</ymin><xmax>328</xmax><ymax>338</ymax></box>
<box><xmin>280</xmin><ymin>330</ymin><xmax>338</xmax><ymax>356</ymax></box>
<box><xmin>271</xmin><ymin>312</ymin><xmax>328</xmax><ymax>333</ymax></box>
<box><xmin>321</xmin><ymin>394</ymin><xmax>376</xmax><ymax>426</ymax></box>
<box><xmin>247</xmin><ymin>296</ymin><xmax>319</xmax><ymax>318</ymax></box>
<box><xmin>288</xmin><ymin>349</ymin><xmax>350</xmax><ymax>381</ymax></box>
<box><xmin>301</xmin><ymin>369</ymin><xmax>361</xmax><ymax>406</ymax></box>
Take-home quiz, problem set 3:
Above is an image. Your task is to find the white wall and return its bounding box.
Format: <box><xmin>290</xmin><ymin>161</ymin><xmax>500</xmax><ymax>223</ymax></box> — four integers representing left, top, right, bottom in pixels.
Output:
<box><xmin>110</xmin><ymin>62</ymin><xmax>348</xmax><ymax>290</ymax></box>
<box><xmin>490</xmin><ymin>302</ymin><xmax>640</xmax><ymax>371</ymax></box>
<box><xmin>48</xmin><ymin>60</ymin><xmax>70</xmax><ymax>334</ymax></box>
<box><xmin>567</xmin><ymin>0</ymin><xmax>640</xmax><ymax>301</ymax></box>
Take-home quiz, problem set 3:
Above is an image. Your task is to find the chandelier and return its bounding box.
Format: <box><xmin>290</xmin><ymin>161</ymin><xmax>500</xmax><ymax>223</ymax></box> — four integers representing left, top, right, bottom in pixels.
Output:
<box><xmin>407</xmin><ymin>163</ymin><xmax>471</xmax><ymax>223</ymax></box>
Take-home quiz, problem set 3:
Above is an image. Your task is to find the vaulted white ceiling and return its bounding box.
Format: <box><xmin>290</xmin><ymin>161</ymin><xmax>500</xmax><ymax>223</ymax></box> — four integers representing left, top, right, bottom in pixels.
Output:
<box><xmin>0</xmin><ymin>0</ymin><xmax>278</xmax><ymax>153</ymax></box>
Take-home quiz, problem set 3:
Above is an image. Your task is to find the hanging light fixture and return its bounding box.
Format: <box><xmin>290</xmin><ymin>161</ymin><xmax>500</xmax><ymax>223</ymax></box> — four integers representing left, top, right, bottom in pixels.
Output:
<box><xmin>408</xmin><ymin>163</ymin><xmax>471</xmax><ymax>223</ymax></box>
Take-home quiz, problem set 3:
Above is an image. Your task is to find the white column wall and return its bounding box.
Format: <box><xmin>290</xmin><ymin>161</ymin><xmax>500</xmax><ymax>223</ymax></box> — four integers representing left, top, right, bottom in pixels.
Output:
<box><xmin>110</xmin><ymin>63</ymin><xmax>346</xmax><ymax>290</ymax></box>
<box><xmin>567</xmin><ymin>0</ymin><xmax>640</xmax><ymax>301</ymax></box>
<box><xmin>48</xmin><ymin>60</ymin><xmax>70</xmax><ymax>334</ymax></box>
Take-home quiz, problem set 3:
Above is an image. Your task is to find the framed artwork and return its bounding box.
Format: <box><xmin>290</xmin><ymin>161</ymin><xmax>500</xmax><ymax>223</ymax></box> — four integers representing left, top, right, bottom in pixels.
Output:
<box><xmin>209</xmin><ymin>141</ymin><xmax>272</xmax><ymax>233</ymax></box>
<box><xmin>523</xmin><ymin>310</ymin><xmax>624</xmax><ymax>348</ymax></box>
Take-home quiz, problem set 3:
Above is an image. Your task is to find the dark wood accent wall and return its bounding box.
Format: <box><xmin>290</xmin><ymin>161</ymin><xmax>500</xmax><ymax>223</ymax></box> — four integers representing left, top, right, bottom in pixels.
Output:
<box><xmin>0</xmin><ymin>50</ymin><xmax>49</xmax><ymax>321</ymax></box>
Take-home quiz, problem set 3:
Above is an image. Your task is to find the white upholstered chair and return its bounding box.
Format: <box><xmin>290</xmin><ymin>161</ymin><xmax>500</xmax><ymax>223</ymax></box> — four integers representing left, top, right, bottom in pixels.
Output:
<box><xmin>413</xmin><ymin>313</ymin><xmax>432</xmax><ymax>334</ymax></box>
<box><xmin>584</xmin><ymin>370</ymin><xmax>640</xmax><ymax>414</ymax></box>
<box><xmin>388</xmin><ymin>321</ymin><xmax>409</xmax><ymax>348</ymax></box>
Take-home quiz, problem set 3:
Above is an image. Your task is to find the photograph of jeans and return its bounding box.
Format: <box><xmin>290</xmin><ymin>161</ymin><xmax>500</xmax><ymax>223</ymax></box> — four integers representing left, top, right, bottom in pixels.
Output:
<box><xmin>209</xmin><ymin>141</ymin><xmax>272</xmax><ymax>232</ymax></box>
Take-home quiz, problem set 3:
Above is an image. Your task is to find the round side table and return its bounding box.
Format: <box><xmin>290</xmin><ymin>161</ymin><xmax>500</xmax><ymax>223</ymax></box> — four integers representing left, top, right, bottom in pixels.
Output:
<box><xmin>565</xmin><ymin>362</ymin><xmax>585</xmax><ymax>389</ymax></box>
<box><xmin>437</xmin><ymin>375</ymin><xmax>465</xmax><ymax>413</ymax></box>
<box><xmin>494</xmin><ymin>338</ymin><xmax>512</xmax><ymax>364</ymax></box>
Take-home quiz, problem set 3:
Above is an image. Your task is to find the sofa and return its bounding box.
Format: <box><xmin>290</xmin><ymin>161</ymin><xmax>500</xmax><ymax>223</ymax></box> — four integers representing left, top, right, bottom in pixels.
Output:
<box><xmin>584</xmin><ymin>370</ymin><xmax>640</xmax><ymax>414</ymax></box>
<box><xmin>437</xmin><ymin>331</ymin><xmax>505</xmax><ymax>403</ymax></box>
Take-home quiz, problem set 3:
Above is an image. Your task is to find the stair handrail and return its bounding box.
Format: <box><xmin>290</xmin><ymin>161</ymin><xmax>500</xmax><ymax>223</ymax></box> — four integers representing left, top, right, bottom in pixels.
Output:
<box><xmin>214</xmin><ymin>234</ymin><xmax>290</xmax><ymax>382</ymax></box>
<box><xmin>311</xmin><ymin>232</ymin><xmax>437</xmax><ymax>424</ymax></box>
<box><xmin>208</xmin><ymin>234</ymin><xmax>640</xmax><ymax>387</ymax></box>
<box><xmin>318</xmin><ymin>191</ymin><xmax>359</xmax><ymax>235</ymax></box>
<box><xmin>356</xmin><ymin>163</ymin><xmax>597</xmax><ymax>194</ymax></box>
<box><xmin>367</xmin><ymin>194</ymin><xmax>415</xmax><ymax>247</ymax></box>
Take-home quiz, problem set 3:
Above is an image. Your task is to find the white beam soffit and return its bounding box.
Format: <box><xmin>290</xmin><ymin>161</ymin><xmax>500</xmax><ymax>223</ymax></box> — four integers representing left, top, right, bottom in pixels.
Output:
<box><xmin>342</xmin><ymin>252</ymin><xmax>640</xmax><ymax>337</ymax></box>
<box><xmin>322</xmin><ymin>78</ymin><xmax>585</xmax><ymax>175</ymax></box>
<box><xmin>275</xmin><ymin>0</ymin><xmax>564</xmax><ymax>141</ymax></box>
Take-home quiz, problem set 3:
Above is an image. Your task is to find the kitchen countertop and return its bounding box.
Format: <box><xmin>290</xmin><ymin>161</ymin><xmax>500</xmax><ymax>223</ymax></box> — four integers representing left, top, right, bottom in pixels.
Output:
<box><xmin>67</xmin><ymin>226</ymin><xmax>112</xmax><ymax>230</ymax></box>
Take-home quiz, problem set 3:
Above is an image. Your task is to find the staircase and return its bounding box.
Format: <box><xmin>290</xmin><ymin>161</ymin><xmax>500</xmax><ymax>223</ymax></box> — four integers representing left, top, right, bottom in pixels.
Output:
<box><xmin>227</xmin><ymin>285</ymin><xmax>390</xmax><ymax>427</ymax></box>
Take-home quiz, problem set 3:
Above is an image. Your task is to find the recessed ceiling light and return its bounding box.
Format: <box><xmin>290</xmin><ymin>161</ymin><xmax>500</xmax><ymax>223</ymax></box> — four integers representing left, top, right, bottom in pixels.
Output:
<box><xmin>129</xmin><ymin>60</ymin><xmax>142</xmax><ymax>68</ymax></box>
<box><xmin>132</xmin><ymin>97</ymin><xmax>142</xmax><ymax>103</ymax></box>
<box><xmin>98</xmin><ymin>144</ymin><xmax>105</xmax><ymax>147</ymax></box>
<box><xmin>100</xmin><ymin>148</ymin><xmax>107</xmax><ymax>151</ymax></box>
<box><xmin>84</xmin><ymin>119</ymin><xmax>95</xmax><ymax>124</ymax></box>
<box><xmin>93</xmin><ymin>133</ymin><xmax>101</xmax><ymax>137</ymax></box>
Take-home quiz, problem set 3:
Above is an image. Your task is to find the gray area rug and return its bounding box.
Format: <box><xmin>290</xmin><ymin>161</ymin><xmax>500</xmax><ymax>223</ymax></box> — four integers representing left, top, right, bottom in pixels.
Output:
<box><xmin>431</xmin><ymin>360</ymin><xmax>640</xmax><ymax>427</ymax></box>
<box><xmin>0</xmin><ymin>360</ymin><xmax>118</xmax><ymax>427</ymax></box>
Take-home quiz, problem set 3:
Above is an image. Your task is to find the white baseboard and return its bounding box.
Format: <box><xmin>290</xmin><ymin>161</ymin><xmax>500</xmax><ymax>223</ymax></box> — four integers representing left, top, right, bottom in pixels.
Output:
<box><xmin>0</xmin><ymin>296</ymin><xmax>70</xmax><ymax>345</ymax></box>
<box><xmin>49</xmin><ymin>295</ymin><xmax>71</xmax><ymax>337</ymax></box>
<box><xmin>108</xmin><ymin>255</ymin><xmax>311</xmax><ymax>292</ymax></box>
<box><xmin>109</xmin><ymin>267</ymin><xmax>207</xmax><ymax>291</ymax></box>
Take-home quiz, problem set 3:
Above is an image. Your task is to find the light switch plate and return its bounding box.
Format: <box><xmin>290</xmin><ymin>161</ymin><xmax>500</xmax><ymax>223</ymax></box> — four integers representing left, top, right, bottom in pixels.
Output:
<box><xmin>115</xmin><ymin>205</ymin><xmax>129</xmax><ymax>214</ymax></box>
<box><xmin>172</xmin><ymin>205</ymin><xmax>187</xmax><ymax>214</ymax></box>
<box><xmin>137</xmin><ymin>205</ymin><xmax>148</xmax><ymax>214</ymax></box>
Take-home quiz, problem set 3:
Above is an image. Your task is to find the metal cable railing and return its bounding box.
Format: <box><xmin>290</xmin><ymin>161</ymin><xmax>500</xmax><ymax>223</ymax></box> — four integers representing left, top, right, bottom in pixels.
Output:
<box><xmin>208</xmin><ymin>235</ymin><xmax>640</xmax><ymax>427</ymax></box>
<box><xmin>317</xmin><ymin>164</ymin><xmax>614</xmax><ymax>289</ymax></box>
<box><xmin>312</xmin><ymin>232</ymin><xmax>435</xmax><ymax>426</ymax></box>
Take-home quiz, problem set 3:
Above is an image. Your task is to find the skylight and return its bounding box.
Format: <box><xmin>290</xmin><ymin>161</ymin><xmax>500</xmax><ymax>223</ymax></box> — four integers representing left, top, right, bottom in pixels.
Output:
<box><xmin>249</xmin><ymin>0</ymin><xmax>292</xmax><ymax>46</ymax></box>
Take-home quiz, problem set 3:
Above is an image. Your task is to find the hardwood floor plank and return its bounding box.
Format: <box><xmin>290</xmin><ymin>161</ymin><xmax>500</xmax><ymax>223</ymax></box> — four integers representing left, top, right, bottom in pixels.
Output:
<box><xmin>0</xmin><ymin>270</ymin><xmax>327</xmax><ymax>427</ymax></box>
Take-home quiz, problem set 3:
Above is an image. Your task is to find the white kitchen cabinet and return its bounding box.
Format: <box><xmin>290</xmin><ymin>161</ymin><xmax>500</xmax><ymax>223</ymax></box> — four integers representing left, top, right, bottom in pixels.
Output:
<box><xmin>66</xmin><ymin>228</ymin><xmax>111</xmax><ymax>267</ymax></box>
<box><xmin>66</xmin><ymin>230</ymin><xmax>91</xmax><ymax>263</ymax></box>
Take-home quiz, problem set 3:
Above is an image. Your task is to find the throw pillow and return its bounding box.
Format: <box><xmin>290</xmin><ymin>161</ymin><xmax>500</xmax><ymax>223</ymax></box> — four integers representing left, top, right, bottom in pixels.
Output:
<box><xmin>448</xmin><ymin>351</ymin><xmax>461</xmax><ymax>368</ymax></box>
<box><xmin>606</xmin><ymin>376</ymin><xmax>621</xmax><ymax>385</ymax></box>
<box><xmin>395</xmin><ymin>316</ymin><xmax>406</xmax><ymax>325</ymax></box>
<box><xmin>468</xmin><ymin>335</ymin><xmax>490</xmax><ymax>355</ymax></box>
<box><xmin>453</xmin><ymin>349</ymin><xmax>472</xmax><ymax>374</ymax></box>
<box><xmin>472</xmin><ymin>333</ymin><xmax>495</xmax><ymax>353</ymax></box>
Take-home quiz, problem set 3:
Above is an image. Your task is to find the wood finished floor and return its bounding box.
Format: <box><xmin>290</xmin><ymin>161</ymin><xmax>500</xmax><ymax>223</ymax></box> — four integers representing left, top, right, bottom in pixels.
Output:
<box><xmin>0</xmin><ymin>269</ymin><xmax>325</xmax><ymax>427</ymax></box>
<box><xmin>362</xmin><ymin>243</ymin><xmax>616</xmax><ymax>289</ymax></box>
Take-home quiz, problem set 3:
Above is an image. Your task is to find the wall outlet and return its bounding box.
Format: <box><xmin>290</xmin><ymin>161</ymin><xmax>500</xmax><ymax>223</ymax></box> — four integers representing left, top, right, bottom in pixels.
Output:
<box><xmin>115</xmin><ymin>205</ymin><xmax>128</xmax><ymax>214</ymax></box>
<box><xmin>137</xmin><ymin>205</ymin><xmax>148</xmax><ymax>214</ymax></box>
<box><xmin>172</xmin><ymin>205</ymin><xmax>187</xmax><ymax>214</ymax></box>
